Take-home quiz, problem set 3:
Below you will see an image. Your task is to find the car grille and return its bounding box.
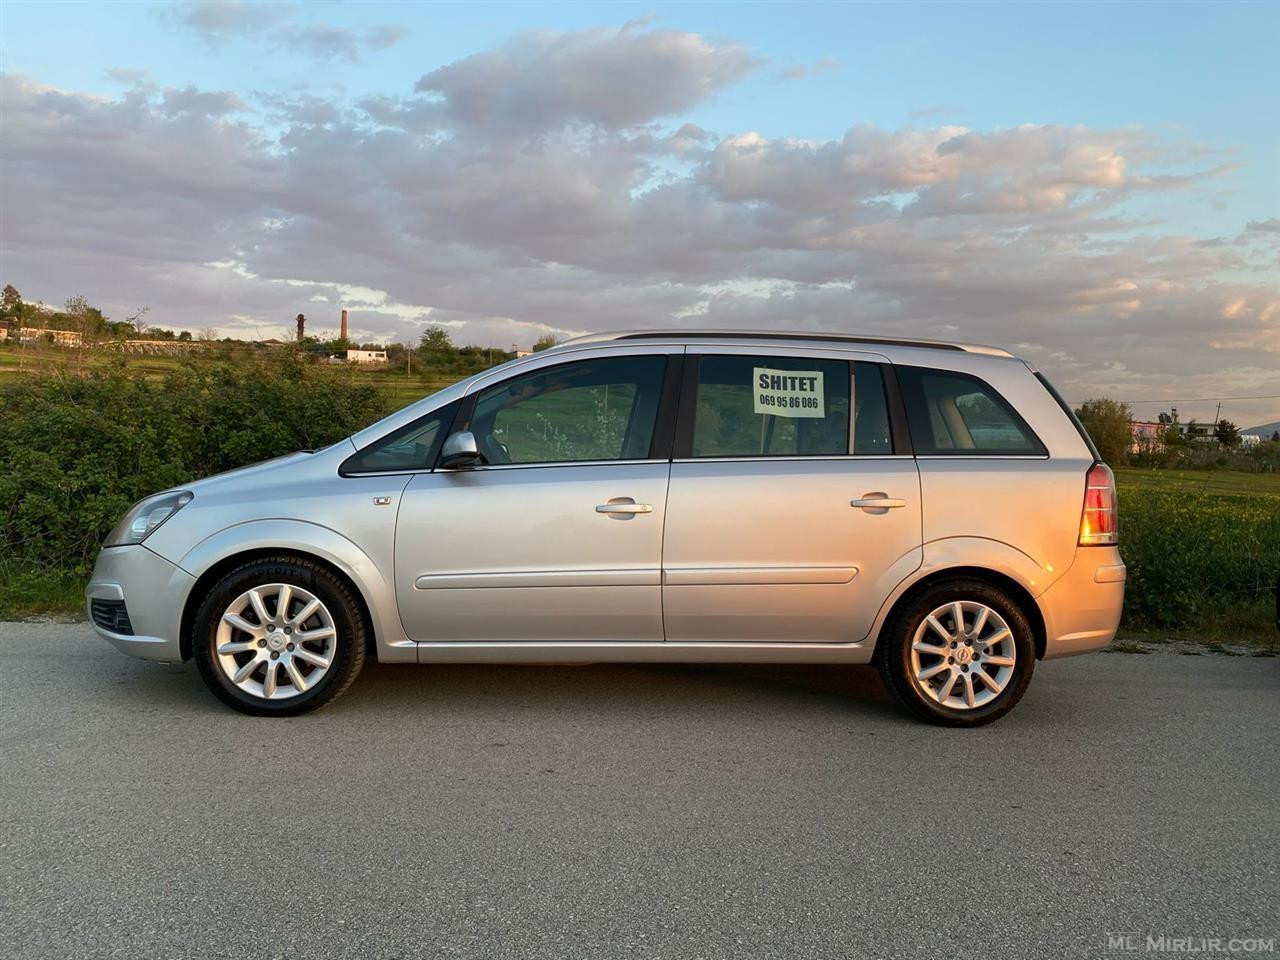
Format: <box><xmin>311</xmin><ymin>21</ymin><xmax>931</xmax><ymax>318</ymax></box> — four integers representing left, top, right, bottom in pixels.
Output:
<box><xmin>90</xmin><ymin>598</ymin><xmax>134</xmax><ymax>635</ymax></box>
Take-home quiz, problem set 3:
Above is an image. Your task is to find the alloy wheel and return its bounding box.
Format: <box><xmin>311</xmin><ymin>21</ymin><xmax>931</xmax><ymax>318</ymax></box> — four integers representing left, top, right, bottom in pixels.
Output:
<box><xmin>214</xmin><ymin>583</ymin><xmax>337</xmax><ymax>701</ymax></box>
<box><xmin>908</xmin><ymin>600</ymin><xmax>1017</xmax><ymax>710</ymax></box>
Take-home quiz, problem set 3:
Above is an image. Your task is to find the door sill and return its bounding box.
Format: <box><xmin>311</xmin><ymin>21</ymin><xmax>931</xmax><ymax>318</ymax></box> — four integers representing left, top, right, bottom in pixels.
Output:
<box><xmin>412</xmin><ymin>640</ymin><xmax>874</xmax><ymax>664</ymax></box>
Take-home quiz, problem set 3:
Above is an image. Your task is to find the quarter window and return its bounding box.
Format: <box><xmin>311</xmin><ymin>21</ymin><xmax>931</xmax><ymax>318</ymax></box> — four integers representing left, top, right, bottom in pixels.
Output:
<box><xmin>468</xmin><ymin>355</ymin><xmax>668</xmax><ymax>464</ymax></box>
<box><xmin>689</xmin><ymin>355</ymin><xmax>854</xmax><ymax>458</ymax></box>
<box><xmin>342</xmin><ymin>401</ymin><xmax>458</xmax><ymax>474</ymax></box>
<box><xmin>898</xmin><ymin>367</ymin><xmax>1044</xmax><ymax>455</ymax></box>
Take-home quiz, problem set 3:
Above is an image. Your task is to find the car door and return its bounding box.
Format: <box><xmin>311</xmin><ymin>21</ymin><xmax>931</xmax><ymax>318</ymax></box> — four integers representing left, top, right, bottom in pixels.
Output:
<box><xmin>394</xmin><ymin>349</ymin><xmax>679</xmax><ymax>643</ymax></box>
<box><xmin>662</xmin><ymin>347</ymin><xmax>923</xmax><ymax>644</ymax></box>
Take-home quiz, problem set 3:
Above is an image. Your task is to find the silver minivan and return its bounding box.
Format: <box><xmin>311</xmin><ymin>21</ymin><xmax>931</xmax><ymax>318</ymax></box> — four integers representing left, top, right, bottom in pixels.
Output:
<box><xmin>87</xmin><ymin>330</ymin><xmax>1125</xmax><ymax>725</ymax></box>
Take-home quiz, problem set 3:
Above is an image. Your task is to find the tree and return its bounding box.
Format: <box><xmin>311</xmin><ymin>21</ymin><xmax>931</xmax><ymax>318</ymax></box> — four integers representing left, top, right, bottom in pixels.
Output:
<box><xmin>125</xmin><ymin>306</ymin><xmax>150</xmax><ymax>338</ymax></box>
<box><xmin>1074</xmin><ymin>397</ymin><xmax>1133</xmax><ymax>466</ymax></box>
<box><xmin>1213</xmin><ymin>419</ymin><xmax>1240</xmax><ymax>448</ymax></box>
<box><xmin>63</xmin><ymin>294</ymin><xmax>107</xmax><ymax>338</ymax></box>
<box><xmin>532</xmin><ymin>333</ymin><xmax>560</xmax><ymax>352</ymax></box>
<box><xmin>0</xmin><ymin>284</ymin><xmax>20</xmax><ymax>316</ymax></box>
<box><xmin>419</xmin><ymin>325</ymin><xmax>456</xmax><ymax>365</ymax></box>
<box><xmin>1272</xmin><ymin>430</ymin><xmax>1279</xmax><ymax>442</ymax></box>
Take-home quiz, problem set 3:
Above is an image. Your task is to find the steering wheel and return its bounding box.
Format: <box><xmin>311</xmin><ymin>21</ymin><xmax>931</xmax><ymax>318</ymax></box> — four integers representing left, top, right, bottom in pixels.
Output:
<box><xmin>477</xmin><ymin>432</ymin><xmax>511</xmax><ymax>464</ymax></box>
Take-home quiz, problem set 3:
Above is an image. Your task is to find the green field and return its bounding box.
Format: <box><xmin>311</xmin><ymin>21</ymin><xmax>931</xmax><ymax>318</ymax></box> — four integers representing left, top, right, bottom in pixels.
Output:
<box><xmin>1114</xmin><ymin>466</ymin><xmax>1280</xmax><ymax>497</ymax></box>
<box><xmin>0</xmin><ymin>342</ymin><xmax>469</xmax><ymax>407</ymax></box>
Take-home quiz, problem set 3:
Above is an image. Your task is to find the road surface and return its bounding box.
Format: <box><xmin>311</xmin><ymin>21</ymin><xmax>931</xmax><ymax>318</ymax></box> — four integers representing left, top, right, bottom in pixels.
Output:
<box><xmin>2</xmin><ymin>623</ymin><xmax>1276</xmax><ymax>959</ymax></box>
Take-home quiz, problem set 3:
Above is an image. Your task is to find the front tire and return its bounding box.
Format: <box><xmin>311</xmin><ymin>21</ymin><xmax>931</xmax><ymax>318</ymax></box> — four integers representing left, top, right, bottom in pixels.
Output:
<box><xmin>876</xmin><ymin>579</ymin><xmax>1035</xmax><ymax>727</ymax></box>
<box><xmin>192</xmin><ymin>556</ymin><xmax>366</xmax><ymax>716</ymax></box>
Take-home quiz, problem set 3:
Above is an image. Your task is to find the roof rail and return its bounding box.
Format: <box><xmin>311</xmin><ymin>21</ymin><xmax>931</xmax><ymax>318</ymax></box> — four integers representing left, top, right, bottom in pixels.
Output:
<box><xmin>558</xmin><ymin>329</ymin><xmax>1013</xmax><ymax>358</ymax></box>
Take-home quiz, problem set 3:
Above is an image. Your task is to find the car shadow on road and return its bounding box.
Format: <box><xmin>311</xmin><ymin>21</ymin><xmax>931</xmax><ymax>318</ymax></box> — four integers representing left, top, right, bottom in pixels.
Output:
<box><xmin>92</xmin><ymin>652</ymin><xmax>1089</xmax><ymax>730</ymax></box>
<box><xmin>330</xmin><ymin>658</ymin><xmax>906</xmax><ymax>723</ymax></box>
<box><xmin>87</xmin><ymin>652</ymin><xmax>912</xmax><ymax>725</ymax></box>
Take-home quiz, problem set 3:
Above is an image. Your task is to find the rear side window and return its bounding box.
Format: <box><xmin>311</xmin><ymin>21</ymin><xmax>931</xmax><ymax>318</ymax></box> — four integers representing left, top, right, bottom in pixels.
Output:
<box><xmin>898</xmin><ymin>367</ymin><xmax>1045</xmax><ymax>456</ymax></box>
<box><xmin>689</xmin><ymin>355</ymin><xmax>852</xmax><ymax>457</ymax></box>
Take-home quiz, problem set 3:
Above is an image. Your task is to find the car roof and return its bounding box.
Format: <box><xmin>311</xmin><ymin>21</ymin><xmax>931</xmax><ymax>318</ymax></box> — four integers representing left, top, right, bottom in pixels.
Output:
<box><xmin>559</xmin><ymin>329</ymin><xmax>1014</xmax><ymax>358</ymax></box>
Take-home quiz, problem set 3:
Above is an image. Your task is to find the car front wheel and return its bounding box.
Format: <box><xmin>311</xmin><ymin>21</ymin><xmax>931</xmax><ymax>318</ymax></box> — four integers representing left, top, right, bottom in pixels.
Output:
<box><xmin>192</xmin><ymin>556</ymin><xmax>366</xmax><ymax>716</ymax></box>
<box><xmin>876</xmin><ymin>579</ymin><xmax>1035</xmax><ymax>726</ymax></box>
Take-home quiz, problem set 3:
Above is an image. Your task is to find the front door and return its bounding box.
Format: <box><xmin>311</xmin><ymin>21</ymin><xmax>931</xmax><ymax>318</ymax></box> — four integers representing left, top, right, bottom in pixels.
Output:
<box><xmin>662</xmin><ymin>350</ymin><xmax>923</xmax><ymax>643</ymax></box>
<box><xmin>395</xmin><ymin>351</ymin><xmax>676</xmax><ymax>643</ymax></box>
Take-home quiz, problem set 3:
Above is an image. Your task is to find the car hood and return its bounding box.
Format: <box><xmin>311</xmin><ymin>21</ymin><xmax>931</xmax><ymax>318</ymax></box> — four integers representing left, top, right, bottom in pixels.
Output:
<box><xmin>183</xmin><ymin>443</ymin><xmax>355</xmax><ymax>495</ymax></box>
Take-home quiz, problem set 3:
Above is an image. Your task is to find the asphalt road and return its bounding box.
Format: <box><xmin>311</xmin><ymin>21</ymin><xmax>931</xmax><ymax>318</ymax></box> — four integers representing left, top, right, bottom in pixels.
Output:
<box><xmin>2</xmin><ymin>623</ymin><xmax>1277</xmax><ymax>960</ymax></box>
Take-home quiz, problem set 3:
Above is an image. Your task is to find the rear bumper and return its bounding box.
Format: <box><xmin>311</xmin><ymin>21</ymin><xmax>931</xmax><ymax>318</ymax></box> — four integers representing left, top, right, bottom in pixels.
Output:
<box><xmin>1037</xmin><ymin>546</ymin><xmax>1126</xmax><ymax>659</ymax></box>
<box><xmin>85</xmin><ymin>545</ymin><xmax>196</xmax><ymax>663</ymax></box>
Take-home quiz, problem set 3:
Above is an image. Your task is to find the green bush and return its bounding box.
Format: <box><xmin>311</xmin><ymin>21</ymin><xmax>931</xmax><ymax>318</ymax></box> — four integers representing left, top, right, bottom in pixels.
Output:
<box><xmin>0</xmin><ymin>357</ymin><xmax>392</xmax><ymax>616</ymax></box>
<box><xmin>1119</xmin><ymin>488</ymin><xmax>1280</xmax><ymax>630</ymax></box>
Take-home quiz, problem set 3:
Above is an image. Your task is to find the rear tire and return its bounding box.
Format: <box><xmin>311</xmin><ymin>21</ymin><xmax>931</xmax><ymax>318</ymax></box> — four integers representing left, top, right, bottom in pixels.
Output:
<box><xmin>875</xmin><ymin>578</ymin><xmax>1035</xmax><ymax>727</ymax></box>
<box><xmin>192</xmin><ymin>556</ymin><xmax>366</xmax><ymax>716</ymax></box>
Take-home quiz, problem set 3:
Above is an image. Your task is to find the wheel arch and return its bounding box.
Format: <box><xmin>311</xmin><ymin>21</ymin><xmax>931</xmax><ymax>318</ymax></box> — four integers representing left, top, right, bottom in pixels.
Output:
<box><xmin>874</xmin><ymin>565</ymin><xmax>1048</xmax><ymax>661</ymax></box>
<box><xmin>179</xmin><ymin>547</ymin><xmax>379</xmax><ymax>662</ymax></box>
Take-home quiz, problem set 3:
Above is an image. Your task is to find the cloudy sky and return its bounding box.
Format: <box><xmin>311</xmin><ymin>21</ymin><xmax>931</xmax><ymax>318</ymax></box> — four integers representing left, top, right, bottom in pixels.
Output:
<box><xmin>3</xmin><ymin>1</ymin><xmax>1278</xmax><ymax>426</ymax></box>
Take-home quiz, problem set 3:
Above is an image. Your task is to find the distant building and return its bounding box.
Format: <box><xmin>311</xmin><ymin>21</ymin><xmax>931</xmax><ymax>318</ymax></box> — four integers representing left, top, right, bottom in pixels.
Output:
<box><xmin>346</xmin><ymin>348</ymin><xmax>388</xmax><ymax>364</ymax></box>
<box><xmin>1130</xmin><ymin>420</ymin><xmax>1164</xmax><ymax>452</ymax></box>
<box><xmin>1131</xmin><ymin>418</ymin><xmax>1221</xmax><ymax>452</ymax></box>
<box><xmin>1240</xmin><ymin>434</ymin><xmax>1261</xmax><ymax>447</ymax></box>
<box><xmin>18</xmin><ymin>327</ymin><xmax>82</xmax><ymax>346</ymax></box>
<box><xmin>514</xmin><ymin>350</ymin><xmax>532</xmax><ymax>359</ymax></box>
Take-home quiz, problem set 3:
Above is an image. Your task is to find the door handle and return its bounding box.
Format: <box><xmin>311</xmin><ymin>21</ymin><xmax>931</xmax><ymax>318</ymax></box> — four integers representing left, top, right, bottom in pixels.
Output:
<box><xmin>596</xmin><ymin>499</ymin><xmax>653</xmax><ymax>515</ymax></box>
<box><xmin>851</xmin><ymin>496</ymin><xmax>906</xmax><ymax>509</ymax></box>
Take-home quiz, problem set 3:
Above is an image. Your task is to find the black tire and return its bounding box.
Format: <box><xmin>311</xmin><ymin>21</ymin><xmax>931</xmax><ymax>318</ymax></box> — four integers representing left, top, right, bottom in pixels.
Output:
<box><xmin>875</xmin><ymin>578</ymin><xmax>1035</xmax><ymax>727</ymax></box>
<box><xmin>192</xmin><ymin>555</ymin><xmax>366</xmax><ymax>716</ymax></box>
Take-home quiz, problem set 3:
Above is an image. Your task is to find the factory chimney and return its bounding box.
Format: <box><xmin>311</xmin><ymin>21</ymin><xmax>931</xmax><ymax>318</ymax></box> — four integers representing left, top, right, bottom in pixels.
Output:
<box><xmin>340</xmin><ymin>308</ymin><xmax>349</xmax><ymax>342</ymax></box>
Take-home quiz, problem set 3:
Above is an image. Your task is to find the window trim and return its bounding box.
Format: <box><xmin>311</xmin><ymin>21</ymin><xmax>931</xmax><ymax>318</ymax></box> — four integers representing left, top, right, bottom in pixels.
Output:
<box><xmin>436</xmin><ymin>353</ymin><xmax>678</xmax><ymax>469</ymax></box>
<box><xmin>882</xmin><ymin>363</ymin><xmax>914</xmax><ymax>457</ymax></box>
<box><xmin>339</xmin><ymin>399</ymin><xmax>461</xmax><ymax>477</ymax></box>
<box><xmin>897</xmin><ymin>366</ymin><xmax>1047</xmax><ymax>457</ymax></box>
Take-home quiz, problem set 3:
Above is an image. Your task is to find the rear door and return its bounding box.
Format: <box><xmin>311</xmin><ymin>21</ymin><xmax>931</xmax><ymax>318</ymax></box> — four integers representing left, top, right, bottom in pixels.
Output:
<box><xmin>662</xmin><ymin>347</ymin><xmax>922</xmax><ymax>643</ymax></box>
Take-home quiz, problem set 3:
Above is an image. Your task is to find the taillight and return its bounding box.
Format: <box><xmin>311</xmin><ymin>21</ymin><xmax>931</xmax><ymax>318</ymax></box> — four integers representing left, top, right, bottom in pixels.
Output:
<box><xmin>1079</xmin><ymin>462</ymin><xmax>1118</xmax><ymax>546</ymax></box>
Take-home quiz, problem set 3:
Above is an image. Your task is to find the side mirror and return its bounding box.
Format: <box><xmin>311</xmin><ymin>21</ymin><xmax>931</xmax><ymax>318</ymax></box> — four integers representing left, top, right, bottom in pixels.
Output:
<box><xmin>439</xmin><ymin>431</ymin><xmax>483</xmax><ymax>469</ymax></box>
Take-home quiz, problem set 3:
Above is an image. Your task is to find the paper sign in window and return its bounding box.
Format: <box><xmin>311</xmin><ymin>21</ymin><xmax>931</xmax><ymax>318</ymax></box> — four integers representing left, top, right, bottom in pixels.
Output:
<box><xmin>752</xmin><ymin>367</ymin><xmax>825</xmax><ymax>418</ymax></box>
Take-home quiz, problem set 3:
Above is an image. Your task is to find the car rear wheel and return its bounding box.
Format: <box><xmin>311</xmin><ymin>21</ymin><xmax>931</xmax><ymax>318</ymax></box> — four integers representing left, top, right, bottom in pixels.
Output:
<box><xmin>192</xmin><ymin>556</ymin><xmax>366</xmax><ymax>716</ymax></box>
<box><xmin>876</xmin><ymin>579</ymin><xmax>1035</xmax><ymax>726</ymax></box>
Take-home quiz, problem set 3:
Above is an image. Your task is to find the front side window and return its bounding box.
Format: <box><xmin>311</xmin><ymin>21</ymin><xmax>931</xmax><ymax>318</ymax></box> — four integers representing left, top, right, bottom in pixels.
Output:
<box><xmin>342</xmin><ymin>401</ymin><xmax>458</xmax><ymax>474</ymax></box>
<box><xmin>468</xmin><ymin>355</ymin><xmax>668</xmax><ymax>464</ymax></box>
<box><xmin>690</xmin><ymin>355</ymin><xmax>852</xmax><ymax>457</ymax></box>
<box><xmin>898</xmin><ymin>367</ymin><xmax>1044</xmax><ymax>455</ymax></box>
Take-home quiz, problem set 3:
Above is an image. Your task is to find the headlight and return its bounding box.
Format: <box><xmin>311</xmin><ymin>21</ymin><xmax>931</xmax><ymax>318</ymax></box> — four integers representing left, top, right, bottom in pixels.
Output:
<box><xmin>105</xmin><ymin>491</ymin><xmax>194</xmax><ymax>546</ymax></box>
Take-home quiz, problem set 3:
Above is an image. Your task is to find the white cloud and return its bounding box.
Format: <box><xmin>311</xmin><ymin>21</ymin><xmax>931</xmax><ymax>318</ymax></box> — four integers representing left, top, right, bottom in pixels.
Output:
<box><xmin>413</xmin><ymin>22</ymin><xmax>759</xmax><ymax>135</ymax></box>
<box><xmin>167</xmin><ymin>1</ymin><xmax>406</xmax><ymax>63</ymax></box>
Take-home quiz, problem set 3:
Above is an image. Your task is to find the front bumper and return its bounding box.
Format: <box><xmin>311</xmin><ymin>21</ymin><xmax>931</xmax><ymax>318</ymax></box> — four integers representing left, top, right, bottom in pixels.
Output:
<box><xmin>85</xmin><ymin>545</ymin><xmax>196</xmax><ymax>662</ymax></box>
<box><xmin>1037</xmin><ymin>546</ymin><xmax>1126</xmax><ymax>659</ymax></box>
